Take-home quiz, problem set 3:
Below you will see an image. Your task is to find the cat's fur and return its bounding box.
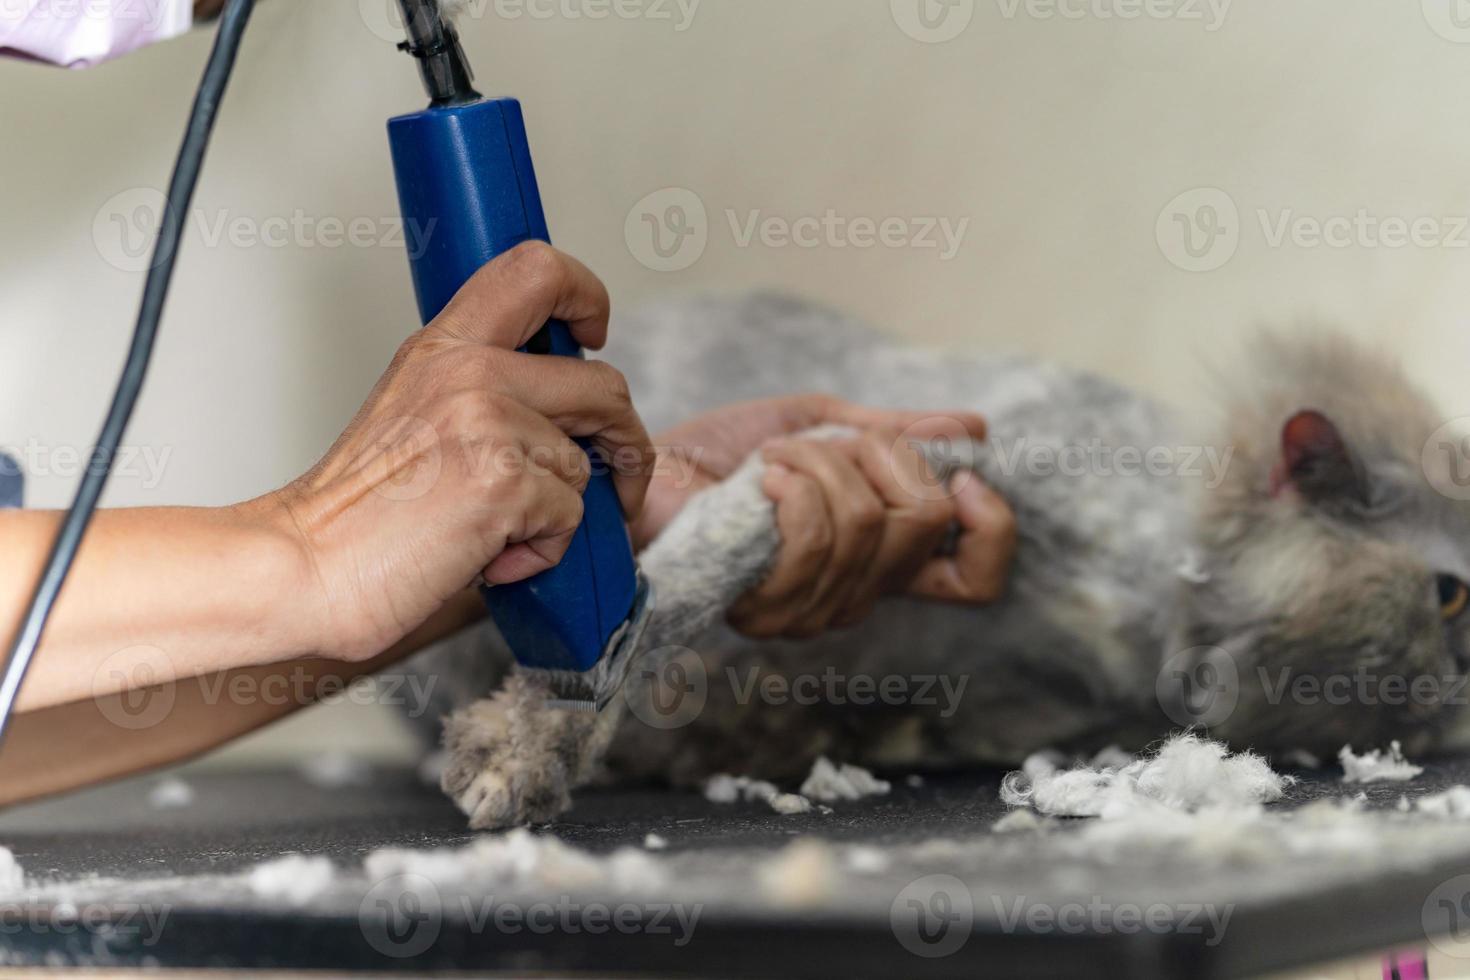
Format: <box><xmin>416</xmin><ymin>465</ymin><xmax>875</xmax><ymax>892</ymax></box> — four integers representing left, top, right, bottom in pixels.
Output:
<box><xmin>408</xmin><ymin>294</ymin><xmax>1470</xmax><ymax>829</ymax></box>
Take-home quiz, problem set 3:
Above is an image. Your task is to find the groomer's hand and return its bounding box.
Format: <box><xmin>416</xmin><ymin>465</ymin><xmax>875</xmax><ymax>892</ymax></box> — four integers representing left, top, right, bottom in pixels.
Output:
<box><xmin>267</xmin><ymin>243</ymin><xmax>653</xmax><ymax>663</ymax></box>
<box><xmin>632</xmin><ymin>396</ymin><xmax>1017</xmax><ymax>639</ymax></box>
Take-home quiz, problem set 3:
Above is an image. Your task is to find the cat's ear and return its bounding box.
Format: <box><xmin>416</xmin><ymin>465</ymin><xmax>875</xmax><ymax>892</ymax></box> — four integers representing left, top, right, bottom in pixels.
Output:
<box><xmin>1275</xmin><ymin>410</ymin><xmax>1367</xmax><ymax>504</ymax></box>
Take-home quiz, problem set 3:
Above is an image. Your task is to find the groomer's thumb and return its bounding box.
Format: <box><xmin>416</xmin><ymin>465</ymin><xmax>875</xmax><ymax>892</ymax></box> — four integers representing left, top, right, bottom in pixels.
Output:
<box><xmin>430</xmin><ymin>242</ymin><xmax>612</xmax><ymax>351</ymax></box>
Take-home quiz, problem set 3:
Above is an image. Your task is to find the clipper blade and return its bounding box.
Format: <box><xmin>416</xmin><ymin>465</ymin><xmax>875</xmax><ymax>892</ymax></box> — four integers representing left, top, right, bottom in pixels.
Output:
<box><xmin>542</xmin><ymin>571</ymin><xmax>654</xmax><ymax>713</ymax></box>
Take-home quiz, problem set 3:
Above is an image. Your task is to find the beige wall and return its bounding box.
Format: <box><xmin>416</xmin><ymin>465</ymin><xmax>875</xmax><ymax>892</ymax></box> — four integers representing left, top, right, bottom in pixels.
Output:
<box><xmin>5</xmin><ymin>0</ymin><xmax>1470</xmax><ymax>762</ymax></box>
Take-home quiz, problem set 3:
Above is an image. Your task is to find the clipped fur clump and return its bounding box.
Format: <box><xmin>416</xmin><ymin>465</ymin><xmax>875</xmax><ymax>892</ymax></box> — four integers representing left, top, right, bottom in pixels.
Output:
<box><xmin>1337</xmin><ymin>742</ymin><xmax>1424</xmax><ymax>784</ymax></box>
<box><xmin>413</xmin><ymin>295</ymin><xmax>1470</xmax><ymax>830</ymax></box>
<box><xmin>999</xmin><ymin>734</ymin><xmax>1291</xmax><ymax>818</ymax></box>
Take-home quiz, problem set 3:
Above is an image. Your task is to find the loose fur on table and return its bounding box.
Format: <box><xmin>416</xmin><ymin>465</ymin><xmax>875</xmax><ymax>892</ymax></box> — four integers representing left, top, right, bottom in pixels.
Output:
<box><xmin>409</xmin><ymin>294</ymin><xmax>1470</xmax><ymax>830</ymax></box>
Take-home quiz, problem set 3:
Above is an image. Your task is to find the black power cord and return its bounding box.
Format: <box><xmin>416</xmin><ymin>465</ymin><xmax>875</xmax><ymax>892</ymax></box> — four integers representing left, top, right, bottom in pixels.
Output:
<box><xmin>0</xmin><ymin>0</ymin><xmax>257</xmax><ymax>741</ymax></box>
<box><xmin>396</xmin><ymin>0</ymin><xmax>480</xmax><ymax>106</ymax></box>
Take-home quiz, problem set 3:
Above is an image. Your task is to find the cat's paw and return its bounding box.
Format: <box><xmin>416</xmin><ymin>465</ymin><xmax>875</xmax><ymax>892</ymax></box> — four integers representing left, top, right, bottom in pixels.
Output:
<box><xmin>440</xmin><ymin>671</ymin><xmax>600</xmax><ymax>830</ymax></box>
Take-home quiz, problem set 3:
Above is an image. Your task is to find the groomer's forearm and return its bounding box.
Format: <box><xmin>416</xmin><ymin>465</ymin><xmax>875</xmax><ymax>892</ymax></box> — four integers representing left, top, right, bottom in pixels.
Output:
<box><xmin>0</xmin><ymin>500</ymin><xmax>319</xmax><ymax>713</ymax></box>
<box><xmin>0</xmin><ymin>590</ymin><xmax>486</xmax><ymax>807</ymax></box>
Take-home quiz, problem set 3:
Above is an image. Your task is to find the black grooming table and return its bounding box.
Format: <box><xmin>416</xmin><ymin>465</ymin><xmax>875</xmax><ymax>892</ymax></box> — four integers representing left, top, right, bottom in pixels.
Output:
<box><xmin>0</xmin><ymin>759</ymin><xmax>1467</xmax><ymax>978</ymax></box>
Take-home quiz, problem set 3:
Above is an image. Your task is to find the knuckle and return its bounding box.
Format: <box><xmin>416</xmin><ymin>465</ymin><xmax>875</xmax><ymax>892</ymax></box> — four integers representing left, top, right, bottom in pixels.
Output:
<box><xmin>393</xmin><ymin>331</ymin><xmax>429</xmax><ymax>365</ymax></box>
<box><xmin>443</xmin><ymin>388</ymin><xmax>507</xmax><ymax>433</ymax></box>
<box><xmin>792</xmin><ymin>515</ymin><xmax>834</xmax><ymax>554</ymax></box>
<box><xmin>973</xmin><ymin>494</ymin><xmax>1018</xmax><ymax>540</ymax></box>
<box><xmin>916</xmin><ymin>497</ymin><xmax>955</xmax><ymax>529</ymax></box>
<box><xmin>590</xmin><ymin>361</ymin><xmax>634</xmax><ymax>409</ymax></box>
<box><xmin>502</xmin><ymin>239</ymin><xmax>560</xmax><ymax>279</ymax></box>
<box><xmin>848</xmin><ymin>497</ymin><xmax>885</xmax><ymax>532</ymax></box>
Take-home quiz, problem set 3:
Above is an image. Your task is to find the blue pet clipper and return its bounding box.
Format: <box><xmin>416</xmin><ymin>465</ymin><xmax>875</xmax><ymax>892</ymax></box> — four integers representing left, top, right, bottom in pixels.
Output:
<box><xmin>387</xmin><ymin>0</ymin><xmax>650</xmax><ymax>709</ymax></box>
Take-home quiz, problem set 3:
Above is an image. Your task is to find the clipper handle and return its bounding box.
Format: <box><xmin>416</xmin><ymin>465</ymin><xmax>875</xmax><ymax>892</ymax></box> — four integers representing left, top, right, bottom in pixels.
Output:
<box><xmin>388</xmin><ymin>97</ymin><xmax>638</xmax><ymax>673</ymax></box>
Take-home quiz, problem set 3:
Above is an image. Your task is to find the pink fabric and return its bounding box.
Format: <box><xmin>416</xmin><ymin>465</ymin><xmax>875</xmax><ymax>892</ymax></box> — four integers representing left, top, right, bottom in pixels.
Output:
<box><xmin>1383</xmin><ymin>951</ymin><xmax>1429</xmax><ymax>980</ymax></box>
<box><xmin>0</xmin><ymin>0</ymin><xmax>193</xmax><ymax>68</ymax></box>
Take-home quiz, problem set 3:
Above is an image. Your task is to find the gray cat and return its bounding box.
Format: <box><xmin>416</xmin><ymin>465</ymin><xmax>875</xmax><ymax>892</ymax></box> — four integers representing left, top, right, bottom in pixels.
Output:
<box><xmin>409</xmin><ymin>294</ymin><xmax>1470</xmax><ymax>830</ymax></box>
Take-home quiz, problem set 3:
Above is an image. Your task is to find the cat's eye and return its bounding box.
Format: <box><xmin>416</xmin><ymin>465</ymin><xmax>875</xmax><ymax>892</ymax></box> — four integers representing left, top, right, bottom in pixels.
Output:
<box><xmin>1439</xmin><ymin>574</ymin><xmax>1470</xmax><ymax>621</ymax></box>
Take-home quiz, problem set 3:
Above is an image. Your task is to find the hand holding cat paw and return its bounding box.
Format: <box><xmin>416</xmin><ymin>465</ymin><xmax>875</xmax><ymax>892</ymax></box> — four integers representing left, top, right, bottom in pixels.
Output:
<box><xmin>728</xmin><ymin>416</ymin><xmax>1016</xmax><ymax>639</ymax></box>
